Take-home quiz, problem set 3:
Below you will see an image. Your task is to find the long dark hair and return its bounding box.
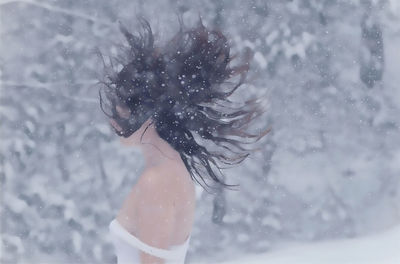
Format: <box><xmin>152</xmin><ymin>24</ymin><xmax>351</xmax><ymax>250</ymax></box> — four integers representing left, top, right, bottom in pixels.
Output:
<box><xmin>97</xmin><ymin>15</ymin><xmax>271</xmax><ymax>194</ymax></box>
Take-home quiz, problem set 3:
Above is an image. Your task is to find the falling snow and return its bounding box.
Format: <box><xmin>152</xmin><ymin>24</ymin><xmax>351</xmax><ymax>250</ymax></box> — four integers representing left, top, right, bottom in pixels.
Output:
<box><xmin>1</xmin><ymin>1</ymin><xmax>400</xmax><ymax>264</ymax></box>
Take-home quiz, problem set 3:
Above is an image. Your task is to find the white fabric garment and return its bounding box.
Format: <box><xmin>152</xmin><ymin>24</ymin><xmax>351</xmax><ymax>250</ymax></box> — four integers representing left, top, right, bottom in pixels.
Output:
<box><xmin>109</xmin><ymin>219</ymin><xmax>191</xmax><ymax>264</ymax></box>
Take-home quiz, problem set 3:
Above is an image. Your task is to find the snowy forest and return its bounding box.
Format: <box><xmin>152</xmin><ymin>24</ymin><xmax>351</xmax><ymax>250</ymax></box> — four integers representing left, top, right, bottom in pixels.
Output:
<box><xmin>1</xmin><ymin>0</ymin><xmax>400</xmax><ymax>263</ymax></box>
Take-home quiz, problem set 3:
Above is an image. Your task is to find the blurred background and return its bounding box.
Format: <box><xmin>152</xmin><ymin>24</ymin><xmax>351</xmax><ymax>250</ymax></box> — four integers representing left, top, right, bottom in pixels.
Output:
<box><xmin>1</xmin><ymin>0</ymin><xmax>399</xmax><ymax>263</ymax></box>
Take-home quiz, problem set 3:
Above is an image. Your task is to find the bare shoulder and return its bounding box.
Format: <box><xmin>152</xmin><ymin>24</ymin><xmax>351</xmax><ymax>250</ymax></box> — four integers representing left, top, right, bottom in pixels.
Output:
<box><xmin>136</xmin><ymin>164</ymin><xmax>191</xmax><ymax>197</ymax></box>
<box><xmin>132</xmin><ymin>166</ymin><xmax>177</xmax><ymax>262</ymax></box>
<box><xmin>134</xmin><ymin>163</ymin><xmax>196</xmax><ymax>226</ymax></box>
<box><xmin>136</xmin><ymin>166</ymin><xmax>175</xmax><ymax>194</ymax></box>
<box><xmin>135</xmin><ymin>166</ymin><xmax>176</xmax><ymax>211</ymax></box>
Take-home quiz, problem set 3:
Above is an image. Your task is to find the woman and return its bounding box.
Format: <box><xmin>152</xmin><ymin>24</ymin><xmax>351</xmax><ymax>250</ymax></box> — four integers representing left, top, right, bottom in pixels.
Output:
<box><xmin>98</xmin><ymin>14</ymin><xmax>270</xmax><ymax>264</ymax></box>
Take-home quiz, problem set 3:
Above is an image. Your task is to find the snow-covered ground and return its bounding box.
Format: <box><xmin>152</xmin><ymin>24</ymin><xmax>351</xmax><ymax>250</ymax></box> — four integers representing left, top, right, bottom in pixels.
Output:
<box><xmin>217</xmin><ymin>224</ymin><xmax>400</xmax><ymax>264</ymax></box>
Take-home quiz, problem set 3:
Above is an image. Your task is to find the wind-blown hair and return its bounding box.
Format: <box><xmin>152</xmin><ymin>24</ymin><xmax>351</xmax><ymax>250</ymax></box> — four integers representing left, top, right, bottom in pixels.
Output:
<box><xmin>98</xmin><ymin>15</ymin><xmax>271</xmax><ymax>194</ymax></box>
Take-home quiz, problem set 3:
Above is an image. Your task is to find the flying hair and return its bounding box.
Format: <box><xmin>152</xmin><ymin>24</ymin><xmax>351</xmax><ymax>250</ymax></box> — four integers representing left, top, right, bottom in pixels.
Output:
<box><xmin>97</xmin><ymin>14</ymin><xmax>271</xmax><ymax>194</ymax></box>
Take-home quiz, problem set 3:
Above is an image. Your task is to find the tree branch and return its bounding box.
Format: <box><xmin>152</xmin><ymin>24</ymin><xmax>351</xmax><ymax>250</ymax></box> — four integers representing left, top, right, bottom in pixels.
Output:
<box><xmin>1</xmin><ymin>81</ymin><xmax>99</xmax><ymax>103</ymax></box>
<box><xmin>0</xmin><ymin>0</ymin><xmax>117</xmax><ymax>28</ymax></box>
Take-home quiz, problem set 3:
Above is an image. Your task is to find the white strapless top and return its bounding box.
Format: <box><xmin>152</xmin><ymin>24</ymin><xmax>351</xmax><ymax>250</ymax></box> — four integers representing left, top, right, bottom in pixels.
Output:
<box><xmin>109</xmin><ymin>219</ymin><xmax>191</xmax><ymax>264</ymax></box>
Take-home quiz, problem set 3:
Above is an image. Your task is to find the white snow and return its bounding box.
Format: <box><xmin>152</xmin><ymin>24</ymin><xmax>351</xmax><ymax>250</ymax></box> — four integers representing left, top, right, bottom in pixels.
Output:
<box><xmin>218</xmin><ymin>224</ymin><xmax>400</xmax><ymax>264</ymax></box>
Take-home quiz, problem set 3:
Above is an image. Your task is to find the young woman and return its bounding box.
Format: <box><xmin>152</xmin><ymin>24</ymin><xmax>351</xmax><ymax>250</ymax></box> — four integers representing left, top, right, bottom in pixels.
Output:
<box><xmin>98</xmin><ymin>14</ymin><xmax>270</xmax><ymax>264</ymax></box>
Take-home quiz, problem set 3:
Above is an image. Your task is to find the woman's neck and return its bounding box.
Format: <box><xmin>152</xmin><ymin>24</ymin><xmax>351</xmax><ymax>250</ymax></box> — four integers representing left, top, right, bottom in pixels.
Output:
<box><xmin>140</xmin><ymin>129</ymin><xmax>182</xmax><ymax>171</ymax></box>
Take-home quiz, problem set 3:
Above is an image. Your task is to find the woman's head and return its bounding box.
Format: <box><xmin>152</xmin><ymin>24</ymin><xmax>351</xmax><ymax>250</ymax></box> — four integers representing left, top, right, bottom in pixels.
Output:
<box><xmin>98</xmin><ymin>15</ymin><xmax>271</xmax><ymax>194</ymax></box>
<box><xmin>109</xmin><ymin>104</ymin><xmax>152</xmax><ymax>147</ymax></box>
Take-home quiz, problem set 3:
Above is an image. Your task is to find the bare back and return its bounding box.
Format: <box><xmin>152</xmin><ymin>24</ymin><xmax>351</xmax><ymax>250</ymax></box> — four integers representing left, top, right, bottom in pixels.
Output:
<box><xmin>116</xmin><ymin>161</ymin><xmax>196</xmax><ymax>247</ymax></box>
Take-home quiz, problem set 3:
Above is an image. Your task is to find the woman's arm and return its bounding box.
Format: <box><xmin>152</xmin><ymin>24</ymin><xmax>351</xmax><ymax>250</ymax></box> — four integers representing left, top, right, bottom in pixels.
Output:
<box><xmin>135</xmin><ymin>168</ymin><xmax>176</xmax><ymax>264</ymax></box>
